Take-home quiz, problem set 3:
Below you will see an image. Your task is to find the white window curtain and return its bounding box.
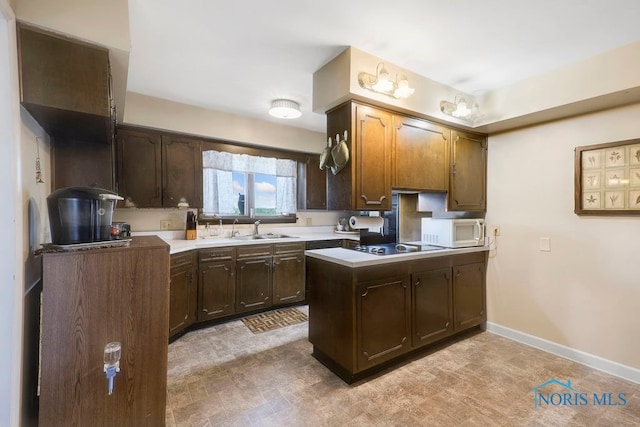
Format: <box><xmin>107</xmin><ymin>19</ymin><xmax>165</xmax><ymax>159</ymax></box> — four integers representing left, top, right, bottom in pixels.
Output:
<box><xmin>202</xmin><ymin>151</ymin><xmax>297</xmax><ymax>216</ymax></box>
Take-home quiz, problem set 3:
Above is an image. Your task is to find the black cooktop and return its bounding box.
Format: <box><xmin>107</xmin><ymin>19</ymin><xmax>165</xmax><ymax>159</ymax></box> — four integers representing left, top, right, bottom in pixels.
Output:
<box><xmin>349</xmin><ymin>242</ymin><xmax>443</xmax><ymax>256</ymax></box>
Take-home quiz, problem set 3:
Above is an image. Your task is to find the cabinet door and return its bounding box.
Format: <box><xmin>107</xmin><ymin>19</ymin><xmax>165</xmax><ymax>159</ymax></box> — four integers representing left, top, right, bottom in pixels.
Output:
<box><xmin>236</xmin><ymin>256</ymin><xmax>272</xmax><ymax>313</ymax></box>
<box><xmin>273</xmin><ymin>252</ymin><xmax>305</xmax><ymax>304</ymax></box>
<box><xmin>354</xmin><ymin>104</ymin><xmax>392</xmax><ymax>210</ymax></box>
<box><xmin>116</xmin><ymin>129</ymin><xmax>162</xmax><ymax>207</ymax></box>
<box><xmin>169</xmin><ymin>255</ymin><xmax>196</xmax><ymax>337</ymax></box>
<box><xmin>356</xmin><ymin>275</ymin><xmax>411</xmax><ymax>371</ymax></box>
<box><xmin>199</xmin><ymin>259</ymin><xmax>236</xmax><ymax>321</ymax></box>
<box><xmin>449</xmin><ymin>130</ymin><xmax>487</xmax><ymax>211</ymax></box>
<box><xmin>162</xmin><ymin>135</ymin><xmax>203</xmax><ymax>208</ymax></box>
<box><xmin>412</xmin><ymin>268</ymin><xmax>453</xmax><ymax>348</ymax></box>
<box><xmin>453</xmin><ymin>262</ymin><xmax>486</xmax><ymax>331</ymax></box>
<box><xmin>393</xmin><ymin>116</ymin><xmax>449</xmax><ymax>191</ymax></box>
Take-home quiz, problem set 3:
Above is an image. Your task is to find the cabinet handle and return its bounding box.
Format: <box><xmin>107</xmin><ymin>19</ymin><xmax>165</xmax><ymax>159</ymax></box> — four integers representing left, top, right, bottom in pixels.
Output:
<box><xmin>456</xmin><ymin>272</ymin><xmax>461</xmax><ymax>278</ymax></box>
<box><xmin>415</xmin><ymin>279</ymin><xmax>421</xmax><ymax>286</ymax></box>
<box><xmin>445</xmin><ymin>322</ymin><xmax>450</xmax><ymax>328</ymax></box>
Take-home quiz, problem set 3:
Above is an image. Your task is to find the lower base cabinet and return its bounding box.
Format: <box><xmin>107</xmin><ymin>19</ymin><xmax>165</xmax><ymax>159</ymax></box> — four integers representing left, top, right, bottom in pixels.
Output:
<box><xmin>308</xmin><ymin>250</ymin><xmax>487</xmax><ymax>383</ymax></box>
<box><xmin>357</xmin><ymin>275</ymin><xmax>411</xmax><ymax>371</ymax></box>
<box><xmin>198</xmin><ymin>248</ymin><xmax>236</xmax><ymax>322</ymax></box>
<box><xmin>412</xmin><ymin>267</ymin><xmax>453</xmax><ymax>347</ymax></box>
<box><xmin>169</xmin><ymin>242</ymin><xmax>306</xmax><ymax>337</ymax></box>
<box><xmin>453</xmin><ymin>262</ymin><xmax>486</xmax><ymax>331</ymax></box>
<box><xmin>169</xmin><ymin>251</ymin><xmax>197</xmax><ymax>338</ymax></box>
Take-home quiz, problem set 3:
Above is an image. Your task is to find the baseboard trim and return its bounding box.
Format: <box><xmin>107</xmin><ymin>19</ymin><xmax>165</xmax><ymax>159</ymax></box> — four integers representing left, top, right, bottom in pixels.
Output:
<box><xmin>486</xmin><ymin>322</ymin><xmax>640</xmax><ymax>384</ymax></box>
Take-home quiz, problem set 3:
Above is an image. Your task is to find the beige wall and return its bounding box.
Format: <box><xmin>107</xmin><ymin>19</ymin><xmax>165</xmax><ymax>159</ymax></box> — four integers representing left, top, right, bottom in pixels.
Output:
<box><xmin>124</xmin><ymin>92</ymin><xmax>326</xmax><ymax>154</ymax></box>
<box><xmin>485</xmin><ymin>102</ymin><xmax>640</xmax><ymax>370</ymax></box>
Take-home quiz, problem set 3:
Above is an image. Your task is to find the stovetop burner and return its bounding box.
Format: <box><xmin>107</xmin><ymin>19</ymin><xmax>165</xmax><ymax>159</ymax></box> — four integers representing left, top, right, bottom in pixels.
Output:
<box><xmin>350</xmin><ymin>243</ymin><xmax>443</xmax><ymax>256</ymax></box>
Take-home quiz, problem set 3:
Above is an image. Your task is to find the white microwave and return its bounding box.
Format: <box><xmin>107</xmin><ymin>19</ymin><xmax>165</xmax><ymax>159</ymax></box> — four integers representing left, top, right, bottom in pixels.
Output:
<box><xmin>421</xmin><ymin>218</ymin><xmax>485</xmax><ymax>248</ymax></box>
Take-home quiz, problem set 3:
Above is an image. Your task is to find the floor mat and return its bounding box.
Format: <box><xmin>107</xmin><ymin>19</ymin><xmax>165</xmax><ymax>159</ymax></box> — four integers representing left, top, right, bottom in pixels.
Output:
<box><xmin>241</xmin><ymin>307</ymin><xmax>308</xmax><ymax>334</ymax></box>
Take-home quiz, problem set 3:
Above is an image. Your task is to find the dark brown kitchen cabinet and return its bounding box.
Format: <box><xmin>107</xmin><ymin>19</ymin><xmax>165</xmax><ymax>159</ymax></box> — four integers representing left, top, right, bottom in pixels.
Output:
<box><xmin>162</xmin><ymin>134</ymin><xmax>203</xmax><ymax>208</ymax></box>
<box><xmin>453</xmin><ymin>262</ymin><xmax>486</xmax><ymax>331</ymax></box>
<box><xmin>198</xmin><ymin>248</ymin><xmax>236</xmax><ymax>321</ymax></box>
<box><xmin>393</xmin><ymin>116</ymin><xmax>449</xmax><ymax>191</ymax></box>
<box><xmin>326</xmin><ymin>101</ymin><xmax>392</xmax><ymax>211</ymax></box>
<box><xmin>356</xmin><ymin>275</ymin><xmax>411</xmax><ymax>371</ymax></box>
<box><xmin>449</xmin><ymin>130</ymin><xmax>487</xmax><ymax>211</ymax></box>
<box><xmin>17</xmin><ymin>23</ymin><xmax>114</xmax><ymax>143</ymax></box>
<box><xmin>308</xmin><ymin>250</ymin><xmax>487</xmax><ymax>383</ymax></box>
<box><xmin>412</xmin><ymin>267</ymin><xmax>453</xmax><ymax>347</ymax></box>
<box><xmin>236</xmin><ymin>245</ymin><xmax>273</xmax><ymax>313</ymax></box>
<box><xmin>116</xmin><ymin>126</ymin><xmax>203</xmax><ymax>208</ymax></box>
<box><xmin>297</xmin><ymin>154</ymin><xmax>327</xmax><ymax>210</ymax></box>
<box><xmin>116</xmin><ymin>128</ymin><xmax>162</xmax><ymax>207</ymax></box>
<box><xmin>39</xmin><ymin>236</ymin><xmax>169</xmax><ymax>426</ymax></box>
<box><xmin>169</xmin><ymin>251</ymin><xmax>197</xmax><ymax>338</ymax></box>
<box><xmin>272</xmin><ymin>243</ymin><xmax>306</xmax><ymax>305</ymax></box>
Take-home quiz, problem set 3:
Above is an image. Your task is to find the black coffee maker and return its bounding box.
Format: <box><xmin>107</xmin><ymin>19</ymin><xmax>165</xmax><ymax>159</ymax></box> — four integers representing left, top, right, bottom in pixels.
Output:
<box><xmin>47</xmin><ymin>187</ymin><xmax>123</xmax><ymax>245</ymax></box>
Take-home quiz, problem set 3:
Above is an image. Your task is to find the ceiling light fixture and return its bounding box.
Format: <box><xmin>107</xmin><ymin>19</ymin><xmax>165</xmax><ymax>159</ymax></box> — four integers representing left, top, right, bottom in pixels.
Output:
<box><xmin>440</xmin><ymin>95</ymin><xmax>480</xmax><ymax>122</ymax></box>
<box><xmin>358</xmin><ymin>63</ymin><xmax>415</xmax><ymax>99</ymax></box>
<box><xmin>269</xmin><ymin>99</ymin><xmax>302</xmax><ymax>119</ymax></box>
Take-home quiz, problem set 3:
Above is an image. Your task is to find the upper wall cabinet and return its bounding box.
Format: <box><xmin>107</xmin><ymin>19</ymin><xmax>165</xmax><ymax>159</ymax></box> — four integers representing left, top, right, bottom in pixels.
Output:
<box><xmin>448</xmin><ymin>130</ymin><xmax>487</xmax><ymax>211</ymax></box>
<box><xmin>17</xmin><ymin>23</ymin><xmax>114</xmax><ymax>143</ymax></box>
<box><xmin>326</xmin><ymin>101</ymin><xmax>393</xmax><ymax>211</ymax></box>
<box><xmin>327</xmin><ymin>101</ymin><xmax>487</xmax><ymax>212</ymax></box>
<box><xmin>393</xmin><ymin>115</ymin><xmax>449</xmax><ymax>192</ymax></box>
<box><xmin>116</xmin><ymin>127</ymin><xmax>203</xmax><ymax>208</ymax></box>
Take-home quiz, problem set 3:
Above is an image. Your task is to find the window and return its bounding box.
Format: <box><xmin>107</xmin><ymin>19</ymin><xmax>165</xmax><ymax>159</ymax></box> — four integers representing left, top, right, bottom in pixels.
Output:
<box><xmin>202</xmin><ymin>150</ymin><xmax>297</xmax><ymax>220</ymax></box>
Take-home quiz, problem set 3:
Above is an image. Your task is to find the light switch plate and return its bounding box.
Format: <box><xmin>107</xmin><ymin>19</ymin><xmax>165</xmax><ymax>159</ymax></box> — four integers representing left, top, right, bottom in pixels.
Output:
<box><xmin>160</xmin><ymin>220</ymin><xmax>172</xmax><ymax>230</ymax></box>
<box><xmin>539</xmin><ymin>237</ymin><xmax>551</xmax><ymax>252</ymax></box>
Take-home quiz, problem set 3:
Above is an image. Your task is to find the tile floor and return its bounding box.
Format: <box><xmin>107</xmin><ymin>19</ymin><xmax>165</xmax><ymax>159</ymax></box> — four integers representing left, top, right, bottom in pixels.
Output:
<box><xmin>166</xmin><ymin>306</ymin><xmax>640</xmax><ymax>426</ymax></box>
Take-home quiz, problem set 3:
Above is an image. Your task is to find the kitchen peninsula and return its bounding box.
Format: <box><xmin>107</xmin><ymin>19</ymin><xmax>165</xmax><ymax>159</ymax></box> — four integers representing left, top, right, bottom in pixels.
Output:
<box><xmin>306</xmin><ymin>245</ymin><xmax>488</xmax><ymax>383</ymax></box>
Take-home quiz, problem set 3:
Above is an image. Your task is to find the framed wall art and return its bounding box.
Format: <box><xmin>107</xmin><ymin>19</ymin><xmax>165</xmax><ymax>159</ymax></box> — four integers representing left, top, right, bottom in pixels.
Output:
<box><xmin>575</xmin><ymin>138</ymin><xmax>640</xmax><ymax>215</ymax></box>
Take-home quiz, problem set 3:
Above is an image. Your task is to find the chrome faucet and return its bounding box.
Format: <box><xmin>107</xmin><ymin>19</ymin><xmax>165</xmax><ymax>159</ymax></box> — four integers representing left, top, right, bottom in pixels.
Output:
<box><xmin>253</xmin><ymin>220</ymin><xmax>261</xmax><ymax>236</ymax></box>
<box><xmin>231</xmin><ymin>218</ymin><xmax>240</xmax><ymax>237</ymax></box>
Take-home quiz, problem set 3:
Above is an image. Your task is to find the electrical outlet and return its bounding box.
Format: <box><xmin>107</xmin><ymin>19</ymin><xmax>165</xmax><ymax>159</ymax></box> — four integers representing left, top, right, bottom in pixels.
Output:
<box><xmin>160</xmin><ymin>220</ymin><xmax>172</xmax><ymax>230</ymax></box>
<box><xmin>492</xmin><ymin>225</ymin><xmax>500</xmax><ymax>236</ymax></box>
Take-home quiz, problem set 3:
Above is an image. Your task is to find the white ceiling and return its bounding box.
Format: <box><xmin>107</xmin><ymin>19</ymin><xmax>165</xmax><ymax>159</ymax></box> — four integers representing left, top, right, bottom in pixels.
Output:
<box><xmin>126</xmin><ymin>0</ymin><xmax>640</xmax><ymax>133</ymax></box>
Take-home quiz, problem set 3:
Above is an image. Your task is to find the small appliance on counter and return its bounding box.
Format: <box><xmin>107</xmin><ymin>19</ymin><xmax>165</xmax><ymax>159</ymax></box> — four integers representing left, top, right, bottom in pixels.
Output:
<box><xmin>110</xmin><ymin>222</ymin><xmax>131</xmax><ymax>240</ymax></box>
<box><xmin>421</xmin><ymin>218</ymin><xmax>485</xmax><ymax>248</ymax></box>
<box><xmin>47</xmin><ymin>187</ymin><xmax>123</xmax><ymax>245</ymax></box>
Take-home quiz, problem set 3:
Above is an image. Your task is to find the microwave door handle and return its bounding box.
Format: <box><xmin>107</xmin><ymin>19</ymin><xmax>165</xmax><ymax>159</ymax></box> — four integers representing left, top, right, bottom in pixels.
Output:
<box><xmin>476</xmin><ymin>221</ymin><xmax>484</xmax><ymax>243</ymax></box>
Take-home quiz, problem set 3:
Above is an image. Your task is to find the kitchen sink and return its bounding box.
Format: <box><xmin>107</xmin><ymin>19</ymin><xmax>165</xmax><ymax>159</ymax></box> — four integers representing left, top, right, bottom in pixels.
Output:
<box><xmin>232</xmin><ymin>233</ymin><xmax>296</xmax><ymax>240</ymax></box>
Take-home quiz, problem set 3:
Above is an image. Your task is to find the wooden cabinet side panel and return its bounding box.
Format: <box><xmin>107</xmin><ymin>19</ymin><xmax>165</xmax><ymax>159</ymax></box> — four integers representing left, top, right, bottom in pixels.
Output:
<box><xmin>307</xmin><ymin>258</ymin><xmax>355</xmax><ymax>370</ymax></box>
<box><xmin>40</xmin><ymin>247</ymin><xmax>169</xmax><ymax>426</ymax></box>
<box><xmin>117</xmin><ymin>129</ymin><xmax>163</xmax><ymax>207</ymax></box>
<box><xmin>326</xmin><ymin>103</ymin><xmax>354</xmax><ymax>210</ymax></box>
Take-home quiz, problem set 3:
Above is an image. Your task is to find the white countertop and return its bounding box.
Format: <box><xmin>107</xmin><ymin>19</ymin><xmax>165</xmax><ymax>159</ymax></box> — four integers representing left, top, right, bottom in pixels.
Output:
<box><xmin>135</xmin><ymin>228</ymin><xmax>358</xmax><ymax>254</ymax></box>
<box><xmin>305</xmin><ymin>245</ymin><xmax>489</xmax><ymax>268</ymax></box>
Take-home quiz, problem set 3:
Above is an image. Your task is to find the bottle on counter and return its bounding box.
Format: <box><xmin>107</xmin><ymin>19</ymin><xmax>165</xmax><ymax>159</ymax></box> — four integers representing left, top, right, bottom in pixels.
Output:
<box><xmin>185</xmin><ymin>211</ymin><xmax>197</xmax><ymax>240</ymax></box>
